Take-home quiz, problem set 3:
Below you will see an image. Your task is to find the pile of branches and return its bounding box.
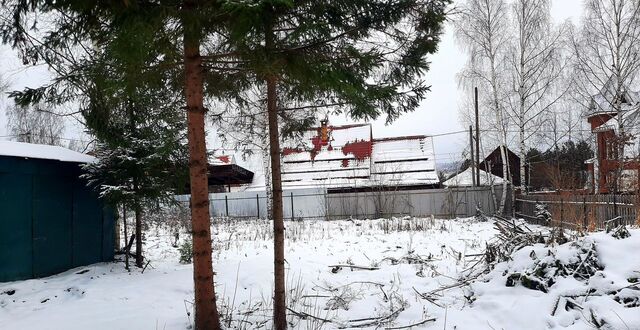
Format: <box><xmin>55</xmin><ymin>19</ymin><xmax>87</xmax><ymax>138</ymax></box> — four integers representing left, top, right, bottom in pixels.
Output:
<box><xmin>288</xmin><ymin>281</ymin><xmax>425</xmax><ymax>329</ymax></box>
<box><xmin>484</xmin><ymin>215</ymin><xmax>548</xmax><ymax>265</ymax></box>
<box><xmin>505</xmin><ymin>240</ymin><xmax>603</xmax><ymax>293</ymax></box>
<box><xmin>486</xmin><ymin>215</ymin><xmax>605</xmax><ymax>293</ymax></box>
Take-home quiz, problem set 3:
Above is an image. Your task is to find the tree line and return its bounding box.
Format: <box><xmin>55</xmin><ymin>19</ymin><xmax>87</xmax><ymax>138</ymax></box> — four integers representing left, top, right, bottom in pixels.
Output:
<box><xmin>455</xmin><ymin>0</ymin><xmax>640</xmax><ymax>203</ymax></box>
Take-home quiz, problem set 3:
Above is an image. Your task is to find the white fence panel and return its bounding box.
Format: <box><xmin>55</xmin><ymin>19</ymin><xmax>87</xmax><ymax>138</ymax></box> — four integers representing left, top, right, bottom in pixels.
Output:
<box><xmin>175</xmin><ymin>186</ymin><xmax>508</xmax><ymax>220</ymax></box>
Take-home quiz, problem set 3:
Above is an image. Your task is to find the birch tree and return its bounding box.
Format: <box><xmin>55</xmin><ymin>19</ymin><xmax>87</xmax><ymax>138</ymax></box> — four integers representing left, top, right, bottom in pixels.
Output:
<box><xmin>6</xmin><ymin>103</ymin><xmax>64</xmax><ymax>145</ymax></box>
<box><xmin>213</xmin><ymin>86</ymin><xmax>316</xmax><ymax>219</ymax></box>
<box><xmin>456</xmin><ymin>0</ymin><xmax>511</xmax><ymax>213</ymax></box>
<box><xmin>571</xmin><ymin>0</ymin><xmax>640</xmax><ymax>193</ymax></box>
<box><xmin>505</xmin><ymin>0</ymin><xmax>567</xmax><ymax>193</ymax></box>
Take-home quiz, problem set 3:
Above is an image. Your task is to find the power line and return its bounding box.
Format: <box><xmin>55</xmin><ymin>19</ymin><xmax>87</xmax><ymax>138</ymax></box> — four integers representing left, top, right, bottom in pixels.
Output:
<box><xmin>0</xmin><ymin>134</ymin><xmax>92</xmax><ymax>143</ymax></box>
<box><xmin>430</xmin><ymin>130</ymin><xmax>468</xmax><ymax>137</ymax></box>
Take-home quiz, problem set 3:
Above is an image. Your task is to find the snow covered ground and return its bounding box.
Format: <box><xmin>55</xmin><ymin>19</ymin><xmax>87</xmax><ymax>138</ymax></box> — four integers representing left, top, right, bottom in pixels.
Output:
<box><xmin>1</xmin><ymin>217</ymin><xmax>638</xmax><ymax>329</ymax></box>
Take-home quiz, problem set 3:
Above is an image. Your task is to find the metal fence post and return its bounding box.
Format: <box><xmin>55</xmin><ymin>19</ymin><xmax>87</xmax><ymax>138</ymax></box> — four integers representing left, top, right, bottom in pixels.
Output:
<box><xmin>291</xmin><ymin>191</ymin><xmax>295</xmax><ymax>221</ymax></box>
<box><xmin>256</xmin><ymin>194</ymin><xmax>260</xmax><ymax>219</ymax></box>
<box><xmin>560</xmin><ymin>198</ymin><xmax>564</xmax><ymax>230</ymax></box>
<box><xmin>225</xmin><ymin>195</ymin><xmax>229</xmax><ymax>217</ymax></box>
<box><xmin>583</xmin><ymin>197</ymin><xmax>587</xmax><ymax>230</ymax></box>
<box><xmin>324</xmin><ymin>188</ymin><xmax>328</xmax><ymax>221</ymax></box>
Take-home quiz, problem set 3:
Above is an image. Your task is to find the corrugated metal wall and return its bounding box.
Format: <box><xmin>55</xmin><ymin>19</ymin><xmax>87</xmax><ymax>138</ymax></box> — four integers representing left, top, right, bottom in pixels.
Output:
<box><xmin>176</xmin><ymin>186</ymin><xmax>509</xmax><ymax>220</ymax></box>
<box><xmin>176</xmin><ymin>187</ymin><xmax>327</xmax><ymax>220</ymax></box>
<box><xmin>325</xmin><ymin>186</ymin><xmax>509</xmax><ymax>219</ymax></box>
<box><xmin>0</xmin><ymin>156</ymin><xmax>114</xmax><ymax>282</ymax></box>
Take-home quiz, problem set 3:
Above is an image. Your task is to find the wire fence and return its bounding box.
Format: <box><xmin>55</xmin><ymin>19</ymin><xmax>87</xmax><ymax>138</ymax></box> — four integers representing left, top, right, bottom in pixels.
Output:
<box><xmin>515</xmin><ymin>194</ymin><xmax>639</xmax><ymax>231</ymax></box>
<box><xmin>175</xmin><ymin>186</ymin><xmax>509</xmax><ymax>221</ymax></box>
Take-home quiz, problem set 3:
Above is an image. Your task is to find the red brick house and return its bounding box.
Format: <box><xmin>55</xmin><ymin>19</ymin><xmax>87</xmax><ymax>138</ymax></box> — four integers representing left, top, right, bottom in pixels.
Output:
<box><xmin>586</xmin><ymin>78</ymin><xmax>640</xmax><ymax>193</ymax></box>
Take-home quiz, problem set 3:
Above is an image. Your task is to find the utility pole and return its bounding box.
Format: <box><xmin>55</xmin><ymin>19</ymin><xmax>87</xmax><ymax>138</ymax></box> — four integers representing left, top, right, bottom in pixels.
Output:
<box><xmin>475</xmin><ymin>87</ymin><xmax>480</xmax><ymax>186</ymax></box>
<box><xmin>469</xmin><ymin>125</ymin><xmax>476</xmax><ymax>187</ymax></box>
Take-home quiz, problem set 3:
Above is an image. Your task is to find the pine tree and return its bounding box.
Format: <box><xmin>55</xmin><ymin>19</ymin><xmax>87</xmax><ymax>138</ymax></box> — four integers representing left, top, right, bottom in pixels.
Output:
<box><xmin>81</xmin><ymin>72</ymin><xmax>189</xmax><ymax>269</ymax></box>
<box><xmin>222</xmin><ymin>1</ymin><xmax>450</xmax><ymax>327</ymax></box>
<box><xmin>1</xmin><ymin>2</ymin><xmax>450</xmax><ymax>329</ymax></box>
<box><xmin>1</xmin><ymin>2</ymin><xmax>229</xmax><ymax>327</ymax></box>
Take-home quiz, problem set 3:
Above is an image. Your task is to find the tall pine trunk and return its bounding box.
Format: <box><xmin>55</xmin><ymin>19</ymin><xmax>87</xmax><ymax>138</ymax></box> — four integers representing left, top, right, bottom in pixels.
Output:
<box><xmin>265</xmin><ymin>17</ymin><xmax>287</xmax><ymax>329</ymax></box>
<box><xmin>134</xmin><ymin>179</ymin><xmax>143</xmax><ymax>268</ymax></box>
<box><xmin>266</xmin><ymin>75</ymin><xmax>286</xmax><ymax>329</ymax></box>
<box><xmin>114</xmin><ymin>210</ymin><xmax>121</xmax><ymax>251</ymax></box>
<box><xmin>135</xmin><ymin>203</ymin><xmax>143</xmax><ymax>268</ymax></box>
<box><xmin>183</xmin><ymin>2</ymin><xmax>221</xmax><ymax>328</ymax></box>
<box><xmin>123</xmin><ymin>206</ymin><xmax>129</xmax><ymax>271</ymax></box>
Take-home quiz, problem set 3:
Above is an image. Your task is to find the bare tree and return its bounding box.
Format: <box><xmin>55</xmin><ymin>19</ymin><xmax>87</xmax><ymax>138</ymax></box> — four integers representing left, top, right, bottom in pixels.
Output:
<box><xmin>455</xmin><ymin>0</ymin><xmax>512</xmax><ymax>214</ymax></box>
<box><xmin>5</xmin><ymin>102</ymin><xmax>64</xmax><ymax>145</ymax></box>
<box><xmin>213</xmin><ymin>87</ymin><xmax>275</xmax><ymax>218</ymax></box>
<box><xmin>571</xmin><ymin>0</ymin><xmax>640</xmax><ymax>193</ymax></box>
<box><xmin>213</xmin><ymin>85</ymin><xmax>317</xmax><ymax>219</ymax></box>
<box><xmin>505</xmin><ymin>0</ymin><xmax>568</xmax><ymax>193</ymax></box>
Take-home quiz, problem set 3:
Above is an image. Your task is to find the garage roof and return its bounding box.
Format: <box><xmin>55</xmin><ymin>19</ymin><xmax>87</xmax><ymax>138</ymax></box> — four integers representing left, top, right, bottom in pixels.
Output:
<box><xmin>0</xmin><ymin>141</ymin><xmax>96</xmax><ymax>163</ymax></box>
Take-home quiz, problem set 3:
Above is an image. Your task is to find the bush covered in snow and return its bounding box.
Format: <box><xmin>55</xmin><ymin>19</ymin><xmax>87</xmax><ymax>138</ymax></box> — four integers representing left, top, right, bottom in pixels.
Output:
<box><xmin>472</xmin><ymin>222</ymin><xmax>640</xmax><ymax>329</ymax></box>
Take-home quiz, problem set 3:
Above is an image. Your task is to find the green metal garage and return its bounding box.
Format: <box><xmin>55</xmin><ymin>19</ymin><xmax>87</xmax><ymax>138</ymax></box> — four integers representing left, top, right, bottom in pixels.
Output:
<box><xmin>0</xmin><ymin>141</ymin><xmax>114</xmax><ymax>282</ymax></box>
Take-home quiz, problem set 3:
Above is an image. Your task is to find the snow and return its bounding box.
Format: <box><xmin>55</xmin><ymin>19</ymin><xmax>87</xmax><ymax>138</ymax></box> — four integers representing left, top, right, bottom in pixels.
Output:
<box><xmin>1</xmin><ymin>218</ymin><xmax>638</xmax><ymax>329</ymax></box>
<box><xmin>371</xmin><ymin>137</ymin><xmax>439</xmax><ymax>184</ymax></box>
<box><xmin>0</xmin><ymin>217</ymin><xmax>495</xmax><ymax>329</ymax></box>
<box><xmin>589</xmin><ymin>75</ymin><xmax>640</xmax><ymax>115</ymax></box>
<box><xmin>464</xmin><ymin>228</ymin><xmax>640</xmax><ymax>330</ymax></box>
<box><xmin>443</xmin><ymin>167</ymin><xmax>504</xmax><ymax>187</ymax></box>
<box><xmin>0</xmin><ymin>141</ymin><xmax>95</xmax><ymax>163</ymax></box>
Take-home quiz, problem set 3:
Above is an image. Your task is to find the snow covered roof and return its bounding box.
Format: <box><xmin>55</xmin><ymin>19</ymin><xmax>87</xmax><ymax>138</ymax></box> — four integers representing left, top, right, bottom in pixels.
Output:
<box><xmin>281</xmin><ymin>124</ymin><xmax>372</xmax><ymax>187</ymax></box>
<box><xmin>371</xmin><ymin>136</ymin><xmax>438</xmax><ymax>185</ymax></box>
<box><xmin>210</xmin><ymin>154</ymin><xmax>236</xmax><ymax>165</ymax></box>
<box><xmin>597</xmin><ymin>107</ymin><xmax>640</xmax><ymax>132</ymax></box>
<box><xmin>277</xmin><ymin>123</ymin><xmax>439</xmax><ymax>189</ymax></box>
<box><xmin>0</xmin><ymin>141</ymin><xmax>95</xmax><ymax>163</ymax></box>
<box><xmin>588</xmin><ymin>75</ymin><xmax>640</xmax><ymax>116</ymax></box>
<box><xmin>593</xmin><ymin>107</ymin><xmax>640</xmax><ymax>159</ymax></box>
<box><xmin>442</xmin><ymin>167</ymin><xmax>504</xmax><ymax>187</ymax></box>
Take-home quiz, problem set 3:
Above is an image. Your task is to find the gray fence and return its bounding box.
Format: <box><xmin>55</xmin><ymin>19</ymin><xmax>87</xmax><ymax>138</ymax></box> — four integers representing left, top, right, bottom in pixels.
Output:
<box><xmin>176</xmin><ymin>186</ymin><xmax>508</xmax><ymax>220</ymax></box>
<box><xmin>326</xmin><ymin>186</ymin><xmax>509</xmax><ymax>219</ymax></box>
<box><xmin>515</xmin><ymin>194</ymin><xmax>638</xmax><ymax>230</ymax></box>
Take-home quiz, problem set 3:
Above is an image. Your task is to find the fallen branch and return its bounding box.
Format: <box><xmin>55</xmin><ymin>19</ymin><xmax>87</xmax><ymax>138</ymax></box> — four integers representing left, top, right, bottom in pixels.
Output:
<box><xmin>348</xmin><ymin>307</ymin><xmax>405</xmax><ymax>328</ymax></box>
<box><xmin>384</xmin><ymin>318</ymin><xmax>436</xmax><ymax>329</ymax></box>
<box><xmin>381</xmin><ymin>255</ymin><xmax>438</xmax><ymax>265</ymax></box>
<box><xmin>412</xmin><ymin>287</ymin><xmax>443</xmax><ymax>307</ymax></box>
<box><xmin>287</xmin><ymin>307</ymin><xmax>334</xmax><ymax>324</ymax></box>
<box><xmin>415</xmin><ymin>271</ymin><xmax>485</xmax><ymax>303</ymax></box>
<box><xmin>300</xmin><ymin>294</ymin><xmax>331</xmax><ymax>299</ymax></box>
<box><xmin>329</xmin><ymin>265</ymin><xmax>380</xmax><ymax>271</ymax></box>
<box><xmin>141</xmin><ymin>260</ymin><xmax>153</xmax><ymax>274</ymax></box>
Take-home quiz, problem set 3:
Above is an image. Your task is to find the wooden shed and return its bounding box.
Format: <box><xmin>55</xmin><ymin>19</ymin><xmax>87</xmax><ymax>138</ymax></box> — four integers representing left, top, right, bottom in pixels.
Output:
<box><xmin>0</xmin><ymin>141</ymin><xmax>114</xmax><ymax>282</ymax></box>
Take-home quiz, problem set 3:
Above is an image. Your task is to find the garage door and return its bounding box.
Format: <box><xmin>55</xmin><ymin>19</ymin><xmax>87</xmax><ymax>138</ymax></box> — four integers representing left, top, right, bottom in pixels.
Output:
<box><xmin>0</xmin><ymin>173</ymin><xmax>33</xmax><ymax>282</ymax></box>
<box><xmin>32</xmin><ymin>175</ymin><xmax>73</xmax><ymax>278</ymax></box>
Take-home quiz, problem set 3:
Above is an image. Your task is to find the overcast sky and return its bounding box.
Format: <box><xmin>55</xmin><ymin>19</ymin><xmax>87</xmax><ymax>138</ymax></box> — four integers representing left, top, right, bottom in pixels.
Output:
<box><xmin>0</xmin><ymin>0</ymin><xmax>584</xmax><ymax>164</ymax></box>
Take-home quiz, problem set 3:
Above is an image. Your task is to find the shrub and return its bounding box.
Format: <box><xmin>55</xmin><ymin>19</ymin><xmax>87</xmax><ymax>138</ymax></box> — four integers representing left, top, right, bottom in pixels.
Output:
<box><xmin>179</xmin><ymin>240</ymin><xmax>193</xmax><ymax>264</ymax></box>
